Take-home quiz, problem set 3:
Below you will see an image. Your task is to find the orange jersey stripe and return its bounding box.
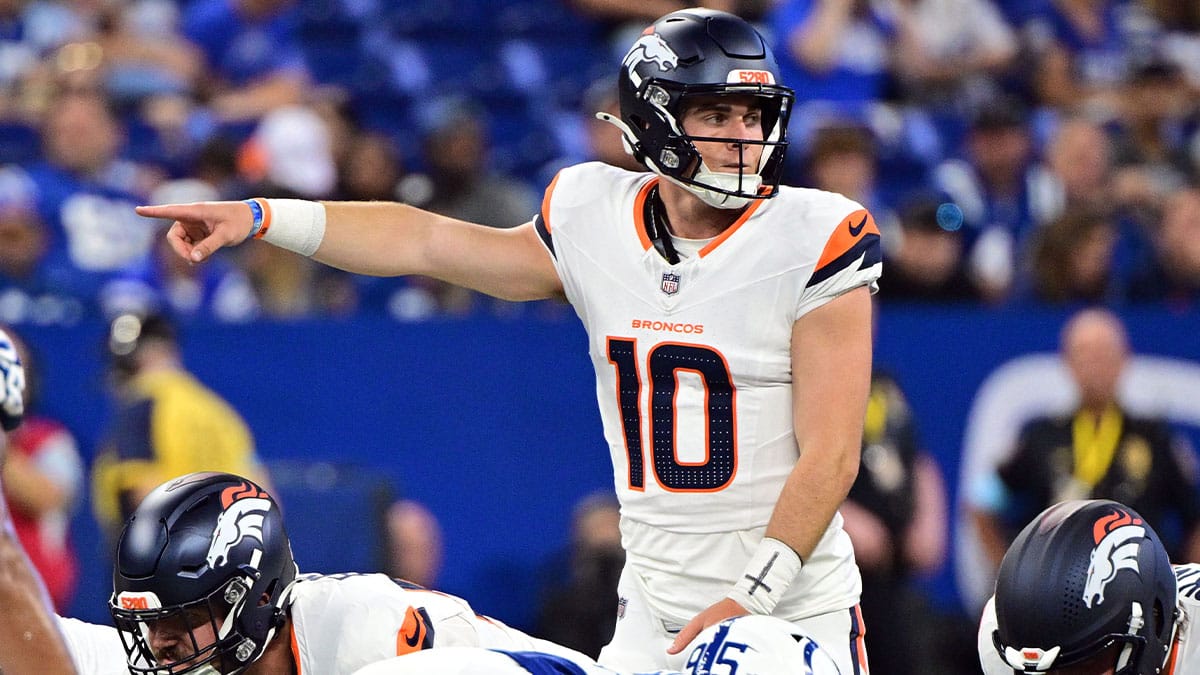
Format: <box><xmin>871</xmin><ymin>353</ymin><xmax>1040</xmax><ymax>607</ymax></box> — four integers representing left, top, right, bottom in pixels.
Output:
<box><xmin>698</xmin><ymin>197</ymin><xmax>765</xmax><ymax>258</ymax></box>
<box><xmin>853</xmin><ymin>604</ymin><xmax>870</xmax><ymax>674</ymax></box>
<box><xmin>290</xmin><ymin>623</ymin><xmax>302</xmax><ymax>675</ymax></box>
<box><xmin>540</xmin><ymin>172</ymin><xmax>562</xmax><ymax>233</ymax></box>
<box><xmin>815</xmin><ymin>209</ymin><xmax>878</xmax><ymax>272</ymax></box>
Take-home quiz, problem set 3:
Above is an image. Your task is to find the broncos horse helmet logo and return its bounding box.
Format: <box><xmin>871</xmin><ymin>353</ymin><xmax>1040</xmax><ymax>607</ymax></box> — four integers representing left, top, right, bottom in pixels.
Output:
<box><xmin>624</xmin><ymin>33</ymin><xmax>679</xmax><ymax>75</ymax></box>
<box><xmin>206</xmin><ymin>482</ymin><xmax>272</xmax><ymax>569</ymax></box>
<box><xmin>1082</xmin><ymin>508</ymin><xmax>1146</xmax><ymax>609</ymax></box>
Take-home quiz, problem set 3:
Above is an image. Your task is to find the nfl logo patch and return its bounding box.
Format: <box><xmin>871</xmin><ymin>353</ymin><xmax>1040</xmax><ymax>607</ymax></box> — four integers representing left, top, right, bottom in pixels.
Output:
<box><xmin>617</xmin><ymin>597</ymin><xmax>628</xmax><ymax>620</ymax></box>
<box><xmin>660</xmin><ymin>272</ymin><xmax>680</xmax><ymax>295</ymax></box>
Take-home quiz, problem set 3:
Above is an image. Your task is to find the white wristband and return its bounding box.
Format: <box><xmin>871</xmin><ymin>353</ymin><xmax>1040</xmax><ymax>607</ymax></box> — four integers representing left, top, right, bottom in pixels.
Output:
<box><xmin>257</xmin><ymin>199</ymin><xmax>326</xmax><ymax>257</ymax></box>
<box><xmin>727</xmin><ymin>537</ymin><xmax>803</xmax><ymax>615</ymax></box>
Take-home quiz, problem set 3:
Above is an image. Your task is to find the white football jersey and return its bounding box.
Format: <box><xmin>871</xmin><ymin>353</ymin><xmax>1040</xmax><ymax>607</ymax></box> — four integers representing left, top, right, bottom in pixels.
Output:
<box><xmin>536</xmin><ymin>162</ymin><xmax>880</xmax><ymax>618</ymax></box>
<box><xmin>56</xmin><ymin>615</ymin><xmax>127</xmax><ymax>675</ymax></box>
<box><xmin>978</xmin><ymin>563</ymin><xmax>1200</xmax><ymax>674</ymax></box>
<box><xmin>288</xmin><ymin>573</ymin><xmax>590</xmax><ymax>674</ymax></box>
<box><xmin>53</xmin><ymin>574</ymin><xmax>588</xmax><ymax>675</ymax></box>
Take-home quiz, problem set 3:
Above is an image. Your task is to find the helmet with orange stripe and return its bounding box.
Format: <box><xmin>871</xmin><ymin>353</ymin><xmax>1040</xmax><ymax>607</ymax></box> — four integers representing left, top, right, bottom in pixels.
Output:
<box><xmin>598</xmin><ymin>9</ymin><xmax>794</xmax><ymax>210</ymax></box>
<box><xmin>110</xmin><ymin>472</ymin><xmax>298</xmax><ymax>675</ymax></box>
<box><xmin>991</xmin><ymin>500</ymin><xmax>1179</xmax><ymax>674</ymax></box>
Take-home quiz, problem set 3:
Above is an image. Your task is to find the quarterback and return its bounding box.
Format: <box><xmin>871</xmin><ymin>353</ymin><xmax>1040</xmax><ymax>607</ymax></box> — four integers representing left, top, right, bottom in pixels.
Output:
<box><xmin>979</xmin><ymin>499</ymin><xmax>1199</xmax><ymax>674</ymax></box>
<box><xmin>140</xmin><ymin>8</ymin><xmax>879</xmax><ymax>672</ymax></box>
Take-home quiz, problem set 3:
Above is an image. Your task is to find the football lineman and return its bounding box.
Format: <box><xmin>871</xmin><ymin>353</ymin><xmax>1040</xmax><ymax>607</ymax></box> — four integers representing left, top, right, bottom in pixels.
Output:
<box><xmin>978</xmin><ymin>499</ymin><xmax>1199</xmax><ymax>674</ymax></box>
<box><xmin>109</xmin><ymin>472</ymin><xmax>593</xmax><ymax>674</ymax></box>
<box><xmin>141</xmin><ymin>8</ymin><xmax>878</xmax><ymax>672</ymax></box>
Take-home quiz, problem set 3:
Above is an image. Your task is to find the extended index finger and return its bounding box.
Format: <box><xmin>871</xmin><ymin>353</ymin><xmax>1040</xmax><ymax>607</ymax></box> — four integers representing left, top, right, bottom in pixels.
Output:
<box><xmin>135</xmin><ymin>203</ymin><xmax>204</xmax><ymax>222</ymax></box>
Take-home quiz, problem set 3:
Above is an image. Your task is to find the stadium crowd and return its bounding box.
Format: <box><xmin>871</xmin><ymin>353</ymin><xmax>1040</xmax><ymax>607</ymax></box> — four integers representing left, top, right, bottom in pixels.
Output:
<box><xmin>0</xmin><ymin>0</ymin><xmax>1196</xmax><ymax>324</ymax></box>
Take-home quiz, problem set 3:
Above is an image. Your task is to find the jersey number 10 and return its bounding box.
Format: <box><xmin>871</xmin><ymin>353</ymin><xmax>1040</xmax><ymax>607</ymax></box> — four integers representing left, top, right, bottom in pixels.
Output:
<box><xmin>607</xmin><ymin>338</ymin><xmax>736</xmax><ymax>492</ymax></box>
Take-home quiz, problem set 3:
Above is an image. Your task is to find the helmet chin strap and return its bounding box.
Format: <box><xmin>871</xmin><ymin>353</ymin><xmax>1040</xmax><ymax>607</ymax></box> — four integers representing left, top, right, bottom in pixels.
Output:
<box><xmin>595</xmin><ymin>112</ymin><xmax>760</xmax><ymax>210</ymax></box>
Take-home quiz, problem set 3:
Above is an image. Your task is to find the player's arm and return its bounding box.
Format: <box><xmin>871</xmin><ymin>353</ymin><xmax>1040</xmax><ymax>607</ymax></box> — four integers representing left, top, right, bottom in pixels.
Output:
<box><xmin>668</xmin><ymin>286</ymin><xmax>873</xmax><ymax>653</ymax></box>
<box><xmin>137</xmin><ymin>200</ymin><xmax>564</xmax><ymax>302</ymax></box>
<box><xmin>769</xmin><ymin>284</ymin><xmax>872</xmax><ymax>562</ymax></box>
<box><xmin>0</xmin><ymin>330</ymin><xmax>77</xmax><ymax>675</ymax></box>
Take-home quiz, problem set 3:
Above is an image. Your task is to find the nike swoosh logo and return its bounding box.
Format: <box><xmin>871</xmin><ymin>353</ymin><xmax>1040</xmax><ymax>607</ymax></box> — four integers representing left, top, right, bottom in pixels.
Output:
<box><xmin>402</xmin><ymin>621</ymin><xmax>423</xmax><ymax>647</ymax></box>
<box><xmin>848</xmin><ymin>215</ymin><xmax>867</xmax><ymax>236</ymax></box>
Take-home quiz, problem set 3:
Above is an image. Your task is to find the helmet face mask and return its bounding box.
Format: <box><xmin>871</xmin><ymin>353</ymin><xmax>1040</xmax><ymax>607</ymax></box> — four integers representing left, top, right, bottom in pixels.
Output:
<box><xmin>111</xmin><ymin>584</ymin><xmax>240</xmax><ymax>675</ymax></box>
<box><xmin>991</xmin><ymin>500</ymin><xmax>1179</xmax><ymax>675</ymax></box>
<box><xmin>110</xmin><ymin>473</ymin><xmax>298</xmax><ymax>675</ymax></box>
<box><xmin>603</xmin><ymin>9</ymin><xmax>794</xmax><ymax>209</ymax></box>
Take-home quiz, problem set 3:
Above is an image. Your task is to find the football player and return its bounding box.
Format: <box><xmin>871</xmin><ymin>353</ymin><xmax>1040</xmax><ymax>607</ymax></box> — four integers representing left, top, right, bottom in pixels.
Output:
<box><xmin>978</xmin><ymin>499</ymin><xmax>1199</xmax><ymax>674</ymax></box>
<box><xmin>352</xmin><ymin>615</ymin><xmax>843</xmax><ymax>675</ymax></box>
<box><xmin>140</xmin><ymin>8</ymin><xmax>878</xmax><ymax>672</ymax></box>
<box><xmin>106</xmin><ymin>471</ymin><xmax>593</xmax><ymax>674</ymax></box>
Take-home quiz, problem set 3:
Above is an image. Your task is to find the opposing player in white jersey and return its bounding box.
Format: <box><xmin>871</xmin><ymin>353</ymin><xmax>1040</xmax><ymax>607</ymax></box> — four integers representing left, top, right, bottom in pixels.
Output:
<box><xmin>139</xmin><ymin>8</ymin><xmax>879</xmax><ymax>672</ymax></box>
<box><xmin>354</xmin><ymin>615</ymin><xmax>843</xmax><ymax>675</ymax></box>
<box><xmin>978</xmin><ymin>499</ymin><xmax>1199</xmax><ymax>674</ymax></box>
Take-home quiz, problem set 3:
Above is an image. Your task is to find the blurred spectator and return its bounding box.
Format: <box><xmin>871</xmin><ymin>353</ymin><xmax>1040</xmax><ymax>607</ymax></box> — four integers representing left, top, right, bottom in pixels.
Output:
<box><xmin>180</xmin><ymin>0</ymin><xmax>311</xmax><ymax>134</ymax></box>
<box><xmin>535</xmin><ymin>491</ymin><xmax>623</xmax><ymax>659</ymax></box>
<box><xmin>1109</xmin><ymin>60</ymin><xmax>1194</xmax><ymax>216</ymax></box>
<box><xmin>768</xmin><ymin>0</ymin><xmax>898</xmax><ymax>122</ymax></box>
<box><xmin>397</xmin><ymin>99</ymin><xmax>539</xmax><ymax>315</ymax></box>
<box><xmin>875</xmin><ymin>195</ymin><xmax>980</xmax><ymax>302</ymax></box>
<box><xmin>969</xmin><ymin>307</ymin><xmax>1200</xmax><ymax>573</ymax></box>
<box><xmin>1024</xmin><ymin>0</ymin><xmax>1149</xmax><ymax>117</ymax></box>
<box><xmin>403</xmin><ymin>99</ymin><xmax>538</xmax><ymax>229</ymax></box>
<box><xmin>337</xmin><ymin>131</ymin><xmax>405</xmax><ymax>202</ymax></box>
<box><xmin>1025</xmin><ymin>207</ymin><xmax>1120</xmax><ymax>305</ymax></box>
<box><xmin>933</xmin><ymin>99</ymin><xmax>1038</xmax><ymax>303</ymax></box>
<box><xmin>23</xmin><ymin>90</ymin><xmax>161</xmax><ymax>318</ymax></box>
<box><xmin>890</xmin><ymin>0</ymin><xmax>1017</xmax><ymax>113</ymax></box>
<box><xmin>580</xmin><ymin>76</ymin><xmax>644</xmax><ymax>172</ymax></box>
<box><xmin>0</xmin><ymin>0</ymin><xmax>91</xmax><ymax>116</ymax></box>
<box><xmin>1030</xmin><ymin>115</ymin><xmax>1116</xmax><ymax>224</ymax></box>
<box><xmin>0</xmin><ymin>325</ymin><xmax>82</xmax><ymax>611</ymax></box>
<box><xmin>383</xmin><ymin>499</ymin><xmax>444</xmax><ymax>589</ymax></box>
<box><xmin>91</xmin><ymin>311</ymin><xmax>271</xmax><ymax>541</ymax></box>
<box><xmin>1146</xmin><ymin>0</ymin><xmax>1200</xmax><ymax>91</ymax></box>
<box><xmin>0</xmin><ymin>163</ymin><xmax>89</xmax><ymax>325</ymax></box>
<box><xmin>239</xmin><ymin>103</ymin><xmax>337</xmax><ymax>199</ymax></box>
<box><xmin>238</xmin><ymin>241</ymin><xmax>358</xmax><ymax>318</ymax></box>
<box><xmin>1127</xmin><ymin>186</ymin><xmax>1200</xmax><ymax>307</ymax></box>
<box><xmin>840</xmin><ymin>369</ymin><xmax>947</xmax><ymax>675</ymax></box>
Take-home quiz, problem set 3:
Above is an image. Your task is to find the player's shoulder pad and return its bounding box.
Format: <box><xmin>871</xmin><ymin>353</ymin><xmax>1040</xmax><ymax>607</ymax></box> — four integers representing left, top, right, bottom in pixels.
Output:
<box><xmin>1173</xmin><ymin>563</ymin><xmax>1200</xmax><ymax>603</ymax></box>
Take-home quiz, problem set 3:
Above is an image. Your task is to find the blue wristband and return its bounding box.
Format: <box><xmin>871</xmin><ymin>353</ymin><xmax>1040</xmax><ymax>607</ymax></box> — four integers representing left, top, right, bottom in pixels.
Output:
<box><xmin>244</xmin><ymin>199</ymin><xmax>264</xmax><ymax>239</ymax></box>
